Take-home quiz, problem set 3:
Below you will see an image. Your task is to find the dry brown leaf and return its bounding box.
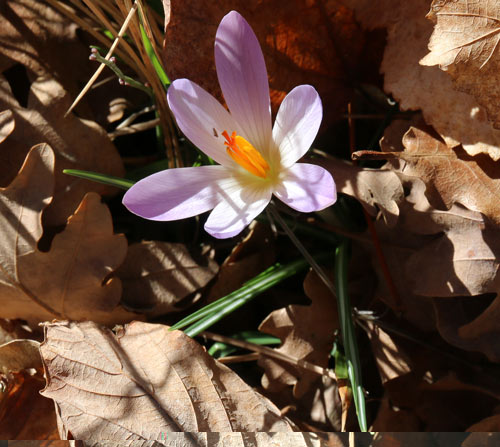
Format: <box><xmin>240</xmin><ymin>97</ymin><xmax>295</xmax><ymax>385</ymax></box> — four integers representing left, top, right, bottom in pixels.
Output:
<box><xmin>0</xmin><ymin>75</ymin><xmax>124</xmax><ymax>226</ymax></box>
<box><xmin>378</xmin><ymin>126</ymin><xmax>500</xmax><ymax>225</ymax></box>
<box><xmin>421</xmin><ymin>0</ymin><xmax>500</xmax><ymax>129</ymax></box>
<box><xmin>162</xmin><ymin>0</ymin><xmax>371</xmax><ymax>129</ymax></box>
<box><xmin>0</xmin><ymin>145</ymin><xmax>136</xmax><ymax>325</ymax></box>
<box><xmin>116</xmin><ymin>241</ymin><xmax>218</xmax><ymax>315</ymax></box>
<box><xmin>351</xmin><ymin>0</ymin><xmax>500</xmax><ymax>160</ymax></box>
<box><xmin>0</xmin><ymin>0</ymin><xmax>83</xmax><ymax>79</ymax></box>
<box><xmin>0</xmin><ymin>371</ymin><xmax>59</xmax><ymax>440</ymax></box>
<box><xmin>319</xmin><ymin>157</ymin><xmax>404</xmax><ymax>226</ymax></box>
<box><xmin>40</xmin><ymin>320</ymin><xmax>295</xmax><ymax>439</ymax></box>
<box><xmin>0</xmin><ymin>109</ymin><xmax>14</xmax><ymax>144</ymax></box>
<box><xmin>364</xmin><ymin>320</ymin><xmax>412</xmax><ymax>384</ymax></box>
<box><xmin>0</xmin><ymin>339</ymin><xmax>41</xmax><ymax>373</ymax></box>
<box><xmin>259</xmin><ymin>269</ymin><xmax>338</xmax><ymax>398</ymax></box>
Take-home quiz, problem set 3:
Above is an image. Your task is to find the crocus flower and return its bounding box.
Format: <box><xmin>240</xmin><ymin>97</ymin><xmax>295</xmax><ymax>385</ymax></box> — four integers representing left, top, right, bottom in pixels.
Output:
<box><xmin>123</xmin><ymin>11</ymin><xmax>336</xmax><ymax>238</ymax></box>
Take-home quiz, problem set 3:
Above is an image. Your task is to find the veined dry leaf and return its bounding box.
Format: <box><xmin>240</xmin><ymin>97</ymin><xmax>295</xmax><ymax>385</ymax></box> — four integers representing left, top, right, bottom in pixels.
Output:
<box><xmin>162</xmin><ymin>0</ymin><xmax>372</xmax><ymax>129</ymax></box>
<box><xmin>377</xmin><ymin>126</ymin><xmax>500</xmax><ymax>225</ymax></box>
<box><xmin>259</xmin><ymin>269</ymin><xmax>338</xmax><ymax>398</ymax></box>
<box><xmin>40</xmin><ymin>320</ymin><xmax>295</xmax><ymax>440</ymax></box>
<box><xmin>0</xmin><ymin>145</ymin><xmax>135</xmax><ymax>325</ymax></box>
<box><xmin>421</xmin><ymin>0</ymin><xmax>500</xmax><ymax>129</ymax></box>
<box><xmin>351</xmin><ymin>0</ymin><xmax>500</xmax><ymax>160</ymax></box>
<box><xmin>116</xmin><ymin>241</ymin><xmax>218</xmax><ymax>315</ymax></box>
<box><xmin>0</xmin><ymin>371</ymin><xmax>59</xmax><ymax>440</ymax></box>
<box><xmin>0</xmin><ymin>76</ymin><xmax>124</xmax><ymax>226</ymax></box>
<box><xmin>66</xmin><ymin>434</ymin><xmax>332</xmax><ymax>447</ymax></box>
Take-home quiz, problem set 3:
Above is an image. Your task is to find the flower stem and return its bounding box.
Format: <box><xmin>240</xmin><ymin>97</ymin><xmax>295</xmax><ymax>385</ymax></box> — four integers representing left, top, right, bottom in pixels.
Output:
<box><xmin>267</xmin><ymin>203</ymin><xmax>367</xmax><ymax>431</ymax></box>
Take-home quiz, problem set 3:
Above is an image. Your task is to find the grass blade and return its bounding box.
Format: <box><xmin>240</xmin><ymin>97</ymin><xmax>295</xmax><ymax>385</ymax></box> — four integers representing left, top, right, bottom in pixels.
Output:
<box><xmin>335</xmin><ymin>239</ymin><xmax>367</xmax><ymax>431</ymax></box>
<box><xmin>63</xmin><ymin>169</ymin><xmax>135</xmax><ymax>190</ymax></box>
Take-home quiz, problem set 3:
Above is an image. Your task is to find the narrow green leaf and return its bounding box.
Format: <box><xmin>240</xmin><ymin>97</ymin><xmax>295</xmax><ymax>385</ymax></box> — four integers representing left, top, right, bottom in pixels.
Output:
<box><xmin>139</xmin><ymin>23</ymin><xmax>170</xmax><ymax>86</ymax></box>
<box><xmin>335</xmin><ymin>239</ymin><xmax>367</xmax><ymax>431</ymax></box>
<box><xmin>208</xmin><ymin>331</ymin><xmax>281</xmax><ymax>358</ymax></box>
<box><xmin>63</xmin><ymin>169</ymin><xmax>135</xmax><ymax>190</ymax></box>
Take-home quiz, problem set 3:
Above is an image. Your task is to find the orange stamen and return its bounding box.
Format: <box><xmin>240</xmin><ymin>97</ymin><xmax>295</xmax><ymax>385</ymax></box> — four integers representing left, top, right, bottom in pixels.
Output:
<box><xmin>222</xmin><ymin>130</ymin><xmax>270</xmax><ymax>178</ymax></box>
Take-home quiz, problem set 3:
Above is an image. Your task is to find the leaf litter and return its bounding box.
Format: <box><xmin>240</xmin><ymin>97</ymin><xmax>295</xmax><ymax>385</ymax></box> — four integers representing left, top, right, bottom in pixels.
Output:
<box><xmin>0</xmin><ymin>0</ymin><xmax>499</xmax><ymax>443</ymax></box>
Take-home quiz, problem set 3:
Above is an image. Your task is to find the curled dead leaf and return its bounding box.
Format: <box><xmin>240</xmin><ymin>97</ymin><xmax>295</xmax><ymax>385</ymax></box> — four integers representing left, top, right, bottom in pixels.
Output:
<box><xmin>0</xmin><ymin>145</ymin><xmax>136</xmax><ymax>325</ymax></box>
<box><xmin>421</xmin><ymin>0</ymin><xmax>500</xmax><ymax>129</ymax></box>
<box><xmin>351</xmin><ymin>0</ymin><xmax>500</xmax><ymax>160</ymax></box>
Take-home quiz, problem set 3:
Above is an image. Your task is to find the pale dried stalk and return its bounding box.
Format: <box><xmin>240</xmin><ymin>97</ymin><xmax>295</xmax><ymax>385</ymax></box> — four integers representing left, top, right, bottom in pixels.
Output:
<box><xmin>50</xmin><ymin>0</ymin><xmax>180</xmax><ymax>166</ymax></box>
<box><xmin>202</xmin><ymin>331</ymin><xmax>337</xmax><ymax>381</ymax></box>
<box><xmin>64</xmin><ymin>1</ymin><xmax>139</xmax><ymax>117</ymax></box>
<box><xmin>108</xmin><ymin>118</ymin><xmax>160</xmax><ymax>140</ymax></box>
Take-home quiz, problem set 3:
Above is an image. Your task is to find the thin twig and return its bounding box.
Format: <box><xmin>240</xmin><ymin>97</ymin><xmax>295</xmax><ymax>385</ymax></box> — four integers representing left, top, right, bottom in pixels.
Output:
<box><xmin>64</xmin><ymin>1</ymin><xmax>139</xmax><ymax>116</ymax></box>
<box><xmin>108</xmin><ymin>118</ymin><xmax>160</xmax><ymax>140</ymax></box>
<box><xmin>217</xmin><ymin>353</ymin><xmax>260</xmax><ymax>364</ymax></box>
<box><xmin>201</xmin><ymin>331</ymin><xmax>337</xmax><ymax>381</ymax></box>
<box><xmin>267</xmin><ymin>203</ymin><xmax>337</xmax><ymax>297</ymax></box>
<box><xmin>347</xmin><ymin>103</ymin><xmax>402</xmax><ymax>311</ymax></box>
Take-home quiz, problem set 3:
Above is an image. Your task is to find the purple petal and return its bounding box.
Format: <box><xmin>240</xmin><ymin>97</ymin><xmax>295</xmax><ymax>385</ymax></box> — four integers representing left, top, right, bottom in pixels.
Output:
<box><xmin>273</xmin><ymin>163</ymin><xmax>336</xmax><ymax>212</ymax></box>
<box><xmin>167</xmin><ymin>79</ymin><xmax>242</xmax><ymax>166</ymax></box>
<box><xmin>205</xmin><ymin>185</ymin><xmax>272</xmax><ymax>238</ymax></box>
<box><xmin>215</xmin><ymin>11</ymin><xmax>272</xmax><ymax>157</ymax></box>
<box><xmin>122</xmin><ymin>166</ymin><xmax>239</xmax><ymax>220</ymax></box>
<box><xmin>273</xmin><ymin>85</ymin><xmax>322</xmax><ymax>168</ymax></box>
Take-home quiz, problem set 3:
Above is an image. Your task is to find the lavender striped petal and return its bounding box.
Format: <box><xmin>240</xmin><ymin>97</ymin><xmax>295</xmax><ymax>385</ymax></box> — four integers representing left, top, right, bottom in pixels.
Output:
<box><xmin>273</xmin><ymin>85</ymin><xmax>322</xmax><ymax>168</ymax></box>
<box><xmin>273</xmin><ymin>163</ymin><xmax>336</xmax><ymax>212</ymax></box>
<box><xmin>167</xmin><ymin>79</ymin><xmax>242</xmax><ymax>167</ymax></box>
<box><xmin>215</xmin><ymin>11</ymin><xmax>272</xmax><ymax>158</ymax></box>
<box><xmin>122</xmin><ymin>166</ymin><xmax>240</xmax><ymax>220</ymax></box>
<box><xmin>205</xmin><ymin>184</ymin><xmax>272</xmax><ymax>238</ymax></box>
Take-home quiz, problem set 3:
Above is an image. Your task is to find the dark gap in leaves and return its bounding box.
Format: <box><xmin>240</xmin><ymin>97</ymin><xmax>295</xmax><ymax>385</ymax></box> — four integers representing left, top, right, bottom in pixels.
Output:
<box><xmin>3</xmin><ymin>64</ymin><xmax>31</xmax><ymax>108</ymax></box>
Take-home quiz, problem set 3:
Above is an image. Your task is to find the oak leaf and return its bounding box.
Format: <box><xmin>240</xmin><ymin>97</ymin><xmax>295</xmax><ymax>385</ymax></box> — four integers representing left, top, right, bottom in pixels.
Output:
<box><xmin>377</xmin><ymin>126</ymin><xmax>500</xmax><ymax>226</ymax></box>
<box><xmin>0</xmin><ymin>76</ymin><xmax>124</xmax><ymax>226</ymax></box>
<box><xmin>259</xmin><ymin>270</ymin><xmax>339</xmax><ymax>399</ymax></box>
<box><xmin>351</xmin><ymin>0</ymin><xmax>500</xmax><ymax>160</ymax></box>
<box><xmin>421</xmin><ymin>0</ymin><xmax>500</xmax><ymax>129</ymax></box>
<box><xmin>162</xmin><ymin>0</ymin><xmax>371</xmax><ymax>129</ymax></box>
<box><xmin>40</xmin><ymin>320</ymin><xmax>295</xmax><ymax>440</ymax></box>
<box><xmin>0</xmin><ymin>145</ymin><xmax>135</xmax><ymax>325</ymax></box>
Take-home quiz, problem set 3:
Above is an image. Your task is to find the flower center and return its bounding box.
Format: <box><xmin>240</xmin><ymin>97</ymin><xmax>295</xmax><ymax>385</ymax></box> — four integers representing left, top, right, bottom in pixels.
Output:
<box><xmin>222</xmin><ymin>130</ymin><xmax>270</xmax><ymax>178</ymax></box>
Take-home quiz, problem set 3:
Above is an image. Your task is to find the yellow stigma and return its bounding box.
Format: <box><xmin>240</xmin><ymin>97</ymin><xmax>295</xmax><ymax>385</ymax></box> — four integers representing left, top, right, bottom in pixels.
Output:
<box><xmin>222</xmin><ymin>130</ymin><xmax>270</xmax><ymax>178</ymax></box>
